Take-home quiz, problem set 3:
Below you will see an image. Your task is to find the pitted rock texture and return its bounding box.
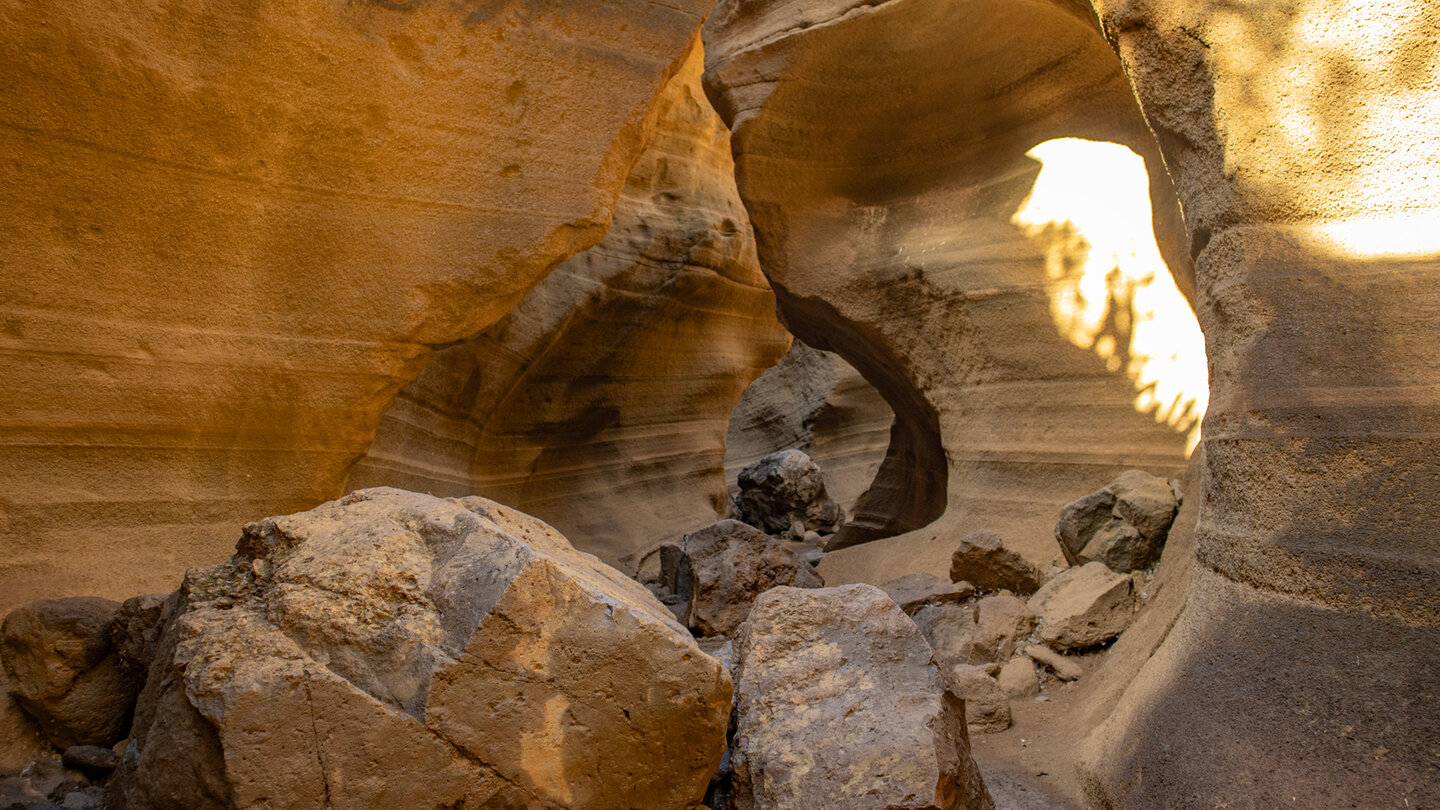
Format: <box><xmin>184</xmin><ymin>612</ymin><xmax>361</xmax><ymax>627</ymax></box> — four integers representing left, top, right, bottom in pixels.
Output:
<box><xmin>0</xmin><ymin>0</ymin><xmax>711</xmax><ymax>612</ymax></box>
<box><xmin>110</xmin><ymin>488</ymin><xmax>731</xmax><ymax>810</ymax></box>
<box><xmin>725</xmin><ymin>341</ymin><xmax>893</xmax><ymax>517</ymax></box>
<box><xmin>680</xmin><ymin>520</ymin><xmax>823</xmax><ymax>638</ymax></box>
<box><xmin>1</xmin><ymin>597</ymin><xmax>138</xmax><ymax>749</ymax></box>
<box><xmin>732</xmin><ymin>450</ymin><xmax>845</xmax><ymax>537</ymax></box>
<box><xmin>706</xmin><ymin>0</ymin><xmax>1195</xmax><ymax>577</ymax></box>
<box><xmin>348</xmin><ymin>43</ymin><xmax>790</xmax><ymax>574</ymax></box>
<box><xmin>729</xmin><ymin>584</ymin><xmax>993</xmax><ymax>810</ymax></box>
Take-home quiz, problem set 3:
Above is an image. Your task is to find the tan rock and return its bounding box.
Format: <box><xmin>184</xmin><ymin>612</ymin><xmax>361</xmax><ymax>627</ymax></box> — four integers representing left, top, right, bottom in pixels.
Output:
<box><xmin>348</xmin><ymin>44</ymin><xmax>790</xmax><ymax>574</ymax></box>
<box><xmin>970</xmin><ymin>595</ymin><xmax>1037</xmax><ymax>664</ymax></box>
<box><xmin>1027</xmin><ymin>563</ymin><xmax>1136</xmax><ymax>652</ymax></box>
<box><xmin>949</xmin><ymin>531</ymin><xmax>1046</xmax><ymax>596</ymax></box>
<box><xmin>112</xmin><ymin>489</ymin><xmax>731</xmax><ymax>810</ymax></box>
<box><xmin>729</xmin><ymin>584</ymin><xmax>993</xmax><ymax>810</ymax></box>
<box><xmin>1021</xmin><ymin>645</ymin><xmax>1083</xmax><ymax>683</ymax></box>
<box><xmin>996</xmin><ymin>656</ymin><xmax>1040</xmax><ymax>699</ymax></box>
<box><xmin>911</xmin><ymin>604</ymin><xmax>978</xmax><ymax>668</ymax></box>
<box><xmin>1055</xmin><ymin>470</ymin><xmax>1178</xmax><ymax>573</ymax></box>
<box><xmin>944</xmin><ymin>664</ymin><xmax>1012</xmax><ymax>734</ymax></box>
<box><xmin>1</xmin><ymin>597</ymin><xmax>139</xmax><ymax>749</ymax></box>
<box><xmin>0</xmin><ymin>0</ymin><xmax>711</xmax><ymax>613</ymax></box>
<box><xmin>681</xmin><ymin>520</ymin><xmax>823</xmax><ymax>637</ymax></box>
<box><xmin>882</xmin><ymin>572</ymin><xmax>975</xmax><ymax>614</ymax></box>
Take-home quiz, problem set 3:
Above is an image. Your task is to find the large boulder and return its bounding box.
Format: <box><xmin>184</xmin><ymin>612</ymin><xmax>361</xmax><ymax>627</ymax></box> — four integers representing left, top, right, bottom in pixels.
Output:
<box><xmin>729</xmin><ymin>584</ymin><xmax>993</xmax><ymax>810</ymax></box>
<box><xmin>1027</xmin><ymin>562</ymin><xmax>1137</xmax><ymax>652</ymax></box>
<box><xmin>949</xmin><ymin>531</ymin><xmax>1046</xmax><ymax>595</ymax></box>
<box><xmin>110</xmin><ymin>488</ymin><xmax>731</xmax><ymax>810</ymax></box>
<box><xmin>1</xmin><ymin>597</ymin><xmax>139</xmax><ymax>749</ymax></box>
<box><xmin>680</xmin><ymin>520</ymin><xmax>823</xmax><ymax>637</ymax></box>
<box><xmin>732</xmin><ymin>450</ymin><xmax>845</xmax><ymax>537</ymax></box>
<box><xmin>1054</xmin><ymin>470</ymin><xmax>1179</xmax><ymax>573</ymax></box>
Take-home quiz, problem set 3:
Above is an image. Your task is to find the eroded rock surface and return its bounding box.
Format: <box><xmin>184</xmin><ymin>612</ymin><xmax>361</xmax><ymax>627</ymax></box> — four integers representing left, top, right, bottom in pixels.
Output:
<box><xmin>949</xmin><ymin>531</ymin><xmax>1046</xmax><ymax>596</ymax></box>
<box><xmin>0</xmin><ymin>0</ymin><xmax>711</xmax><ymax>612</ymax></box>
<box><xmin>680</xmin><ymin>519</ymin><xmax>823</xmax><ymax>637</ymax></box>
<box><xmin>1</xmin><ymin>597</ymin><xmax>138</xmax><ymax>749</ymax></box>
<box><xmin>732</xmin><ymin>450</ymin><xmax>845</xmax><ymax>538</ymax></box>
<box><xmin>881</xmin><ymin>573</ymin><xmax>975</xmax><ymax>614</ymax></box>
<box><xmin>111</xmin><ymin>488</ymin><xmax>731</xmax><ymax>810</ymax></box>
<box><xmin>729</xmin><ymin>584</ymin><xmax>993</xmax><ymax>810</ymax></box>
<box><xmin>1028</xmin><ymin>562</ymin><xmax>1136</xmax><ymax>652</ymax></box>
<box><xmin>1055</xmin><ymin>470</ymin><xmax>1178</xmax><ymax>573</ymax></box>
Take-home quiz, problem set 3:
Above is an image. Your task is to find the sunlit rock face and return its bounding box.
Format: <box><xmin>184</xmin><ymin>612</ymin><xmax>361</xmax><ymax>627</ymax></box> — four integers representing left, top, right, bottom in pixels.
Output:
<box><xmin>1076</xmin><ymin>1</ymin><xmax>1440</xmax><ymax>805</ymax></box>
<box><xmin>725</xmin><ymin>342</ymin><xmax>893</xmax><ymax>517</ymax></box>
<box><xmin>703</xmin><ymin>0</ymin><xmax>1201</xmax><ymax>582</ymax></box>
<box><xmin>347</xmin><ymin>45</ymin><xmax>791</xmax><ymax>573</ymax></box>
<box><xmin>0</xmin><ymin>0</ymin><xmax>710</xmax><ymax>611</ymax></box>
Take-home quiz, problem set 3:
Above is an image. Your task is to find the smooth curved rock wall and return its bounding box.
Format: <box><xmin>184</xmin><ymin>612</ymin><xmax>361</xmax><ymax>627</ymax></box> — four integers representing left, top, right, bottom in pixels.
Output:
<box><xmin>704</xmin><ymin>0</ymin><xmax>1197</xmax><ymax>578</ymax></box>
<box><xmin>348</xmin><ymin>44</ymin><xmax>791</xmax><ymax>573</ymax></box>
<box><xmin>0</xmin><ymin>0</ymin><xmax>710</xmax><ymax>611</ymax></box>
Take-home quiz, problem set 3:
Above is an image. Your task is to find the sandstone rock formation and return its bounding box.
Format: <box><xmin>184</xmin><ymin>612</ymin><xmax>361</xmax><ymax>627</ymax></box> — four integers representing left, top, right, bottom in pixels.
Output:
<box><xmin>996</xmin><ymin>656</ymin><xmax>1040</xmax><ymax>699</ymax></box>
<box><xmin>0</xmin><ymin>0</ymin><xmax>711</xmax><ymax>612</ymax></box>
<box><xmin>1054</xmin><ymin>469</ymin><xmax>1178</xmax><ymax>572</ymax></box>
<box><xmin>678</xmin><ymin>519</ymin><xmax>823</xmax><ymax>637</ymax></box>
<box><xmin>731</xmin><ymin>450</ymin><xmax>845</xmax><ymax>538</ymax></box>
<box><xmin>949</xmin><ymin>531</ymin><xmax>1047</xmax><ymax>595</ymax></box>
<box><xmin>111</xmin><ymin>488</ymin><xmax>731</xmax><ymax>810</ymax></box>
<box><xmin>725</xmin><ymin>341</ymin><xmax>893</xmax><ymax>516</ymax></box>
<box><xmin>347</xmin><ymin>45</ymin><xmax>791</xmax><ymax>574</ymax></box>
<box><xmin>729</xmin><ymin>584</ymin><xmax>993</xmax><ymax>810</ymax></box>
<box><xmin>1</xmin><ymin>597</ymin><xmax>138</xmax><ymax>750</ymax></box>
<box><xmin>705</xmin><ymin>0</ymin><xmax>1197</xmax><ymax>582</ymax></box>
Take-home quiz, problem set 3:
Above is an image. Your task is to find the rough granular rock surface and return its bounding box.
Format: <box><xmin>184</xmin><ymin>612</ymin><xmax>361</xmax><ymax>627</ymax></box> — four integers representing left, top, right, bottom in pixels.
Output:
<box><xmin>1054</xmin><ymin>470</ymin><xmax>1179</xmax><ymax>573</ymax></box>
<box><xmin>110</xmin><ymin>488</ymin><xmax>731</xmax><ymax>810</ymax></box>
<box><xmin>950</xmin><ymin>532</ymin><xmax>1046</xmax><ymax>595</ymax></box>
<box><xmin>732</xmin><ymin>450</ymin><xmax>845</xmax><ymax>537</ymax></box>
<box><xmin>1028</xmin><ymin>562</ymin><xmax>1137</xmax><ymax>652</ymax></box>
<box><xmin>681</xmin><ymin>520</ymin><xmax>823</xmax><ymax>637</ymax></box>
<box><xmin>729</xmin><ymin>584</ymin><xmax>993</xmax><ymax>810</ymax></box>
<box><xmin>1</xmin><ymin>597</ymin><xmax>138</xmax><ymax>749</ymax></box>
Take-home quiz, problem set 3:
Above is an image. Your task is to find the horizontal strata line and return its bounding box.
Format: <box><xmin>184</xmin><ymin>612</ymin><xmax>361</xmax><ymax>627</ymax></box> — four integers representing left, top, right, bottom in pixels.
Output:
<box><xmin>0</xmin><ymin>119</ymin><xmax>594</xmax><ymax>217</ymax></box>
<box><xmin>348</xmin><ymin>459</ymin><xmax>474</xmax><ymax>487</ymax></box>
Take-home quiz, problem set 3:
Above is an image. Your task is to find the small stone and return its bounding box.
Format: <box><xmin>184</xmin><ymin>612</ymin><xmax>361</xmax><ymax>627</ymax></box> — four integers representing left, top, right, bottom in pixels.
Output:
<box><xmin>1022</xmin><ymin>645</ymin><xmax>1083</xmax><ymax>682</ymax></box>
<box><xmin>949</xmin><ymin>531</ymin><xmax>1046</xmax><ymax>595</ymax></box>
<box><xmin>997</xmin><ymin>656</ymin><xmax>1040</xmax><ymax>698</ymax></box>
<box><xmin>1027</xmin><ymin>562</ymin><xmax>1136</xmax><ymax>651</ymax></box>
<box><xmin>801</xmin><ymin>531</ymin><xmax>822</xmax><ymax>545</ymax></box>
<box><xmin>911</xmin><ymin>604</ymin><xmax>977</xmax><ymax>667</ymax></box>
<box><xmin>880</xmin><ymin>573</ymin><xmax>975</xmax><ymax>613</ymax></box>
<box><xmin>944</xmin><ymin>664</ymin><xmax>1012</xmax><ymax>733</ymax></box>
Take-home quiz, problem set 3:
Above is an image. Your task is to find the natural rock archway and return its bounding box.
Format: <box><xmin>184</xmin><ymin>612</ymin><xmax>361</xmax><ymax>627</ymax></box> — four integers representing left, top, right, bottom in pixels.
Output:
<box><xmin>0</xmin><ymin>0</ymin><xmax>711</xmax><ymax>611</ymax></box>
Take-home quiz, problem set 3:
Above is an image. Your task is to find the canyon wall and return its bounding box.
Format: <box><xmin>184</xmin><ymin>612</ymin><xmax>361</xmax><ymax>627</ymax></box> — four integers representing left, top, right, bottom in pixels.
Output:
<box><xmin>0</xmin><ymin>0</ymin><xmax>711</xmax><ymax>612</ymax></box>
<box><xmin>347</xmin><ymin>45</ymin><xmax>791</xmax><ymax>573</ymax></box>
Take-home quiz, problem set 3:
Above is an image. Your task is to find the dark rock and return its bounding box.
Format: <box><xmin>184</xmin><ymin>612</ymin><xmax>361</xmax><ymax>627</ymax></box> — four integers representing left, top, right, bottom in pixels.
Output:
<box><xmin>1054</xmin><ymin>470</ymin><xmax>1179</xmax><ymax>572</ymax></box>
<box><xmin>1</xmin><ymin>598</ymin><xmax>139</xmax><ymax>749</ymax></box>
<box><xmin>681</xmin><ymin>520</ymin><xmax>823</xmax><ymax>637</ymax></box>
<box><xmin>107</xmin><ymin>593</ymin><xmax>173</xmax><ymax>675</ymax></box>
<box><xmin>59</xmin><ymin>747</ymin><xmax>116</xmax><ymax>777</ymax></box>
<box><xmin>732</xmin><ymin>450</ymin><xmax>845</xmax><ymax>536</ymax></box>
<box><xmin>949</xmin><ymin>531</ymin><xmax>1046</xmax><ymax>595</ymax></box>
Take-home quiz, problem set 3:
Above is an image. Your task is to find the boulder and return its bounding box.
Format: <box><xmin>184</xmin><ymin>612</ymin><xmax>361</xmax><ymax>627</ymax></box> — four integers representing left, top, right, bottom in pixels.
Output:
<box><xmin>1054</xmin><ymin>470</ymin><xmax>1179</xmax><ymax>573</ymax></box>
<box><xmin>107</xmin><ymin>593</ymin><xmax>173</xmax><ymax>676</ymax></box>
<box><xmin>680</xmin><ymin>520</ymin><xmax>823</xmax><ymax>637</ymax></box>
<box><xmin>911</xmin><ymin>604</ymin><xmax>978</xmax><ymax>668</ymax></box>
<box><xmin>943</xmin><ymin>665</ymin><xmax>1012</xmax><ymax>734</ymax></box>
<box><xmin>1027</xmin><ymin>563</ymin><xmax>1137</xmax><ymax>651</ymax></box>
<box><xmin>729</xmin><ymin>584</ymin><xmax>993</xmax><ymax>810</ymax></box>
<box><xmin>881</xmin><ymin>573</ymin><xmax>975</xmax><ymax>614</ymax></box>
<box><xmin>970</xmin><ymin>595</ymin><xmax>1037</xmax><ymax>664</ymax></box>
<box><xmin>111</xmin><ymin>488</ymin><xmax>731</xmax><ymax>810</ymax></box>
<box><xmin>1</xmin><ymin>597</ymin><xmax>139</xmax><ymax>749</ymax></box>
<box><xmin>949</xmin><ymin>531</ymin><xmax>1046</xmax><ymax>595</ymax></box>
<box><xmin>996</xmin><ymin>656</ymin><xmax>1041</xmax><ymax>699</ymax></box>
<box><xmin>732</xmin><ymin>450</ymin><xmax>845</xmax><ymax>537</ymax></box>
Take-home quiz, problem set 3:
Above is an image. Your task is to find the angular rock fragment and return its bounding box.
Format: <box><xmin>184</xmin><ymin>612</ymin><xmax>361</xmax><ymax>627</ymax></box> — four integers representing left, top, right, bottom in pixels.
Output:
<box><xmin>912</xmin><ymin>604</ymin><xmax>978</xmax><ymax>668</ymax></box>
<box><xmin>730</xmin><ymin>585</ymin><xmax>993</xmax><ymax>810</ymax></box>
<box><xmin>107</xmin><ymin>593</ymin><xmax>173</xmax><ymax>676</ymax></box>
<box><xmin>1054</xmin><ymin>470</ymin><xmax>1179</xmax><ymax>572</ymax></box>
<box><xmin>680</xmin><ymin>520</ymin><xmax>823</xmax><ymax>637</ymax></box>
<box><xmin>111</xmin><ymin>488</ymin><xmax>731</xmax><ymax>810</ymax></box>
<box><xmin>971</xmin><ymin>595</ymin><xmax>1037</xmax><ymax>664</ymax></box>
<box><xmin>732</xmin><ymin>450</ymin><xmax>845</xmax><ymax>537</ymax></box>
<box><xmin>1021</xmin><ymin>645</ymin><xmax>1083</xmax><ymax>682</ymax></box>
<box><xmin>949</xmin><ymin>531</ymin><xmax>1046</xmax><ymax>595</ymax></box>
<box><xmin>882</xmin><ymin>572</ymin><xmax>975</xmax><ymax>614</ymax></box>
<box><xmin>944</xmin><ymin>664</ymin><xmax>1012</xmax><ymax>733</ymax></box>
<box><xmin>996</xmin><ymin>656</ymin><xmax>1041</xmax><ymax>699</ymax></box>
<box><xmin>1027</xmin><ymin>562</ymin><xmax>1137</xmax><ymax>651</ymax></box>
<box><xmin>1</xmin><ymin>598</ymin><xmax>139</xmax><ymax>749</ymax></box>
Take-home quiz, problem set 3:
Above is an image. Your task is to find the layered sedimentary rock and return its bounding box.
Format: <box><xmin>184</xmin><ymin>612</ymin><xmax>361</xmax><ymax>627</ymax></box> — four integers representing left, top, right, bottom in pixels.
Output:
<box><xmin>0</xmin><ymin>0</ymin><xmax>711</xmax><ymax>612</ymax></box>
<box><xmin>703</xmin><ymin>0</ymin><xmax>1198</xmax><ymax>586</ymax></box>
<box><xmin>112</xmin><ymin>488</ymin><xmax>732</xmax><ymax>809</ymax></box>
<box><xmin>1074</xmin><ymin>1</ymin><xmax>1440</xmax><ymax>805</ymax></box>
<box><xmin>348</xmin><ymin>45</ymin><xmax>790</xmax><ymax>573</ymax></box>
<box><xmin>725</xmin><ymin>342</ymin><xmax>893</xmax><ymax>515</ymax></box>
